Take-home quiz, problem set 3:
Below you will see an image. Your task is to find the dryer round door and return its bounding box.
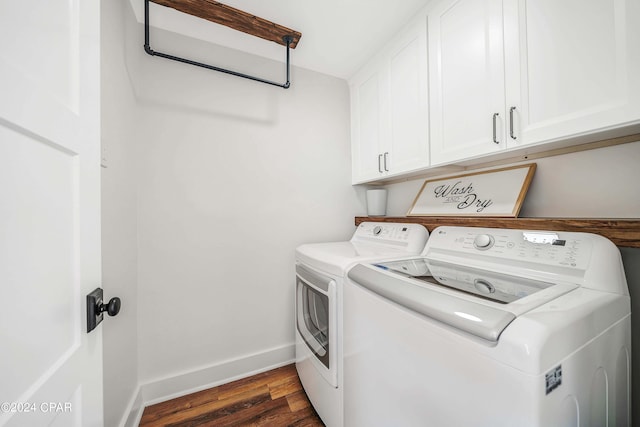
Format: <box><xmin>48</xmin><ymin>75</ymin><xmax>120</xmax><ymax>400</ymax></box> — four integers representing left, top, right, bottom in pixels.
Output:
<box><xmin>295</xmin><ymin>265</ymin><xmax>337</xmax><ymax>387</ymax></box>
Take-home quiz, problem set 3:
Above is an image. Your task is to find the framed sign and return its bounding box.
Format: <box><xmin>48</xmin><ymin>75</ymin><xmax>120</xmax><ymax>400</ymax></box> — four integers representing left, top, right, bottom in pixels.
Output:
<box><xmin>407</xmin><ymin>163</ymin><xmax>536</xmax><ymax>217</ymax></box>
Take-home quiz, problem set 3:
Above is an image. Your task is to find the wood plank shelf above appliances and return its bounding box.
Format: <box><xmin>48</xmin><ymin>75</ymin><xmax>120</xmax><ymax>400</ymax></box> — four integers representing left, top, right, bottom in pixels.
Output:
<box><xmin>355</xmin><ymin>217</ymin><xmax>640</xmax><ymax>248</ymax></box>
<box><xmin>145</xmin><ymin>0</ymin><xmax>301</xmax><ymax>88</ymax></box>
<box><xmin>150</xmin><ymin>0</ymin><xmax>302</xmax><ymax>48</ymax></box>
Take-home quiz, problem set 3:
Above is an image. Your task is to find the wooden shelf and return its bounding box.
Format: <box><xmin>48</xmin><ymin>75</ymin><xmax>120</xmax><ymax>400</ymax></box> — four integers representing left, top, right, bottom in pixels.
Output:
<box><xmin>151</xmin><ymin>0</ymin><xmax>302</xmax><ymax>48</ymax></box>
<box><xmin>355</xmin><ymin>217</ymin><xmax>640</xmax><ymax>248</ymax></box>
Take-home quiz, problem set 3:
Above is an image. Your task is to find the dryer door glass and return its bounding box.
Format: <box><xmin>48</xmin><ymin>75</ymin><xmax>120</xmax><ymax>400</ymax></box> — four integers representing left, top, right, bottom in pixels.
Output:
<box><xmin>296</xmin><ymin>277</ymin><xmax>330</xmax><ymax>368</ymax></box>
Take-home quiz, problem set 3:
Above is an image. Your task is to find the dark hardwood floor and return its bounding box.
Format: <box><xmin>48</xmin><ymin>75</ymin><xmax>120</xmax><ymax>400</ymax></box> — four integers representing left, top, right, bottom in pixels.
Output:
<box><xmin>139</xmin><ymin>364</ymin><xmax>325</xmax><ymax>426</ymax></box>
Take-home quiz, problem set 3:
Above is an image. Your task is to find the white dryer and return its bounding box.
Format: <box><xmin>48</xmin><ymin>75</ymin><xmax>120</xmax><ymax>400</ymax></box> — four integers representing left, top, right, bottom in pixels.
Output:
<box><xmin>295</xmin><ymin>222</ymin><xmax>429</xmax><ymax>427</ymax></box>
<box><xmin>345</xmin><ymin>226</ymin><xmax>631</xmax><ymax>427</ymax></box>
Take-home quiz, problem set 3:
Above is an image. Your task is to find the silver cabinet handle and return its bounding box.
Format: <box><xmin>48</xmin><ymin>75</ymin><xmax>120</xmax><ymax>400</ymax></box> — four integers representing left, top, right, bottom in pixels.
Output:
<box><xmin>383</xmin><ymin>152</ymin><xmax>389</xmax><ymax>172</ymax></box>
<box><xmin>509</xmin><ymin>106</ymin><xmax>517</xmax><ymax>140</ymax></box>
<box><xmin>492</xmin><ymin>113</ymin><xmax>499</xmax><ymax>144</ymax></box>
<box><xmin>378</xmin><ymin>154</ymin><xmax>383</xmax><ymax>173</ymax></box>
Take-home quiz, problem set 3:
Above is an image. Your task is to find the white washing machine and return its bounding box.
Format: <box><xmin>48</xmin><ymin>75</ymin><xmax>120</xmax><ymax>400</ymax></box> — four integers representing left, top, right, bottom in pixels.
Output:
<box><xmin>344</xmin><ymin>226</ymin><xmax>632</xmax><ymax>427</ymax></box>
<box><xmin>295</xmin><ymin>222</ymin><xmax>429</xmax><ymax>427</ymax></box>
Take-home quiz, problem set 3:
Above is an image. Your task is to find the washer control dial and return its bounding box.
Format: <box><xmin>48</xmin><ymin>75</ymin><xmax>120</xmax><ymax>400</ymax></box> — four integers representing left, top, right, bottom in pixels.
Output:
<box><xmin>473</xmin><ymin>234</ymin><xmax>494</xmax><ymax>250</ymax></box>
<box><xmin>373</xmin><ymin>226</ymin><xmax>382</xmax><ymax>235</ymax></box>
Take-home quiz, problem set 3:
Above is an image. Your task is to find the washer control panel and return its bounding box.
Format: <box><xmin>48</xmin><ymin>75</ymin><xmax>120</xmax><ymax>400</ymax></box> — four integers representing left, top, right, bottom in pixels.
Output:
<box><xmin>428</xmin><ymin>227</ymin><xmax>592</xmax><ymax>270</ymax></box>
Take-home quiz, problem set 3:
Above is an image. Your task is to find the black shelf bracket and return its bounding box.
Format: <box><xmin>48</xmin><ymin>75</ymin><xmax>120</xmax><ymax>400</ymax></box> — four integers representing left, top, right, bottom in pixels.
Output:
<box><xmin>143</xmin><ymin>0</ymin><xmax>293</xmax><ymax>89</ymax></box>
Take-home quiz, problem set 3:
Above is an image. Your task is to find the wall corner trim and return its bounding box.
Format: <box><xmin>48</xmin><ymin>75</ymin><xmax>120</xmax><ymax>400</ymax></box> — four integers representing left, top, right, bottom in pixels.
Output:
<box><xmin>119</xmin><ymin>386</ymin><xmax>144</xmax><ymax>427</ymax></box>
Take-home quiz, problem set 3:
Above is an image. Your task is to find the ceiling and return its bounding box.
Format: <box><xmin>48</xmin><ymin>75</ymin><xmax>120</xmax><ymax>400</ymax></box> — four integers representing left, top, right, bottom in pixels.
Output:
<box><xmin>129</xmin><ymin>0</ymin><xmax>433</xmax><ymax>80</ymax></box>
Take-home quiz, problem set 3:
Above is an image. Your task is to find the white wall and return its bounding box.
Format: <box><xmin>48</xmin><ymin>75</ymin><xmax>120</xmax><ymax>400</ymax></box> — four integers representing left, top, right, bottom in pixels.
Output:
<box><xmin>122</xmin><ymin>14</ymin><xmax>361</xmax><ymax>386</ymax></box>
<box><xmin>383</xmin><ymin>140</ymin><xmax>640</xmax><ymax>217</ymax></box>
<box><xmin>101</xmin><ymin>0</ymin><xmax>140</xmax><ymax>425</ymax></box>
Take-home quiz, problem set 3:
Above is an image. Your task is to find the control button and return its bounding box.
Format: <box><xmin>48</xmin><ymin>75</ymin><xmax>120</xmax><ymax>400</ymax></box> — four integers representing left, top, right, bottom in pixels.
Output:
<box><xmin>474</xmin><ymin>279</ymin><xmax>495</xmax><ymax>294</ymax></box>
<box><xmin>373</xmin><ymin>226</ymin><xmax>382</xmax><ymax>235</ymax></box>
<box><xmin>473</xmin><ymin>234</ymin><xmax>494</xmax><ymax>250</ymax></box>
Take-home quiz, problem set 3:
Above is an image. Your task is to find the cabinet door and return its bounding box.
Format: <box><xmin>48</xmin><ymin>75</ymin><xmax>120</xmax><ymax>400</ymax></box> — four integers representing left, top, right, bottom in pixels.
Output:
<box><xmin>429</xmin><ymin>0</ymin><xmax>507</xmax><ymax>165</ymax></box>
<box><xmin>351</xmin><ymin>68</ymin><xmax>384</xmax><ymax>183</ymax></box>
<box><xmin>387</xmin><ymin>19</ymin><xmax>430</xmax><ymax>177</ymax></box>
<box><xmin>505</xmin><ymin>0</ymin><xmax>640</xmax><ymax>147</ymax></box>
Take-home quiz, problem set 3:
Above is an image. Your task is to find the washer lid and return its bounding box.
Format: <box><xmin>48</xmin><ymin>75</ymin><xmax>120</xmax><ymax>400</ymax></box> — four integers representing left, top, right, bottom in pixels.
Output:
<box><xmin>348</xmin><ymin>261</ymin><xmax>578</xmax><ymax>342</ymax></box>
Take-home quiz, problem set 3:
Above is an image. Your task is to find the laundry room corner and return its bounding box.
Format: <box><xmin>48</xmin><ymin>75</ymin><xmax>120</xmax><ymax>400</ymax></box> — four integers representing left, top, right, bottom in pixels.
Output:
<box><xmin>8</xmin><ymin>0</ymin><xmax>640</xmax><ymax>425</ymax></box>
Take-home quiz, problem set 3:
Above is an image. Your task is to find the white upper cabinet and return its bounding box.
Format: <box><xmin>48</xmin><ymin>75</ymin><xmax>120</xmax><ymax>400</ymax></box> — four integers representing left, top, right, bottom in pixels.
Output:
<box><xmin>428</xmin><ymin>0</ymin><xmax>507</xmax><ymax>165</ymax></box>
<box><xmin>350</xmin><ymin>16</ymin><xmax>429</xmax><ymax>184</ymax></box>
<box><xmin>352</xmin><ymin>0</ymin><xmax>640</xmax><ymax>181</ymax></box>
<box><xmin>504</xmin><ymin>0</ymin><xmax>640</xmax><ymax>148</ymax></box>
<box><xmin>351</xmin><ymin>69</ymin><xmax>388</xmax><ymax>184</ymax></box>
<box><xmin>429</xmin><ymin>0</ymin><xmax>640</xmax><ymax>166</ymax></box>
<box><xmin>387</xmin><ymin>24</ymin><xmax>430</xmax><ymax>176</ymax></box>
<box><xmin>351</xmin><ymin>68</ymin><xmax>384</xmax><ymax>183</ymax></box>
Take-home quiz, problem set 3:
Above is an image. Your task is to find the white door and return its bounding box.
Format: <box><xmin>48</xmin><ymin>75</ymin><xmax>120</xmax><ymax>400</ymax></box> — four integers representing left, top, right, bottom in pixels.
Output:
<box><xmin>504</xmin><ymin>0</ymin><xmax>640</xmax><ymax>147</ymax></box>
<box><xmin>0</xmin><ymin>1</ymin><xmax>103</xmax><ymax>426</ymax></box>
<box><xmin>429</xmin><ymin>0</ymin><xmax>506</xmax><ymax>165</ymax></box>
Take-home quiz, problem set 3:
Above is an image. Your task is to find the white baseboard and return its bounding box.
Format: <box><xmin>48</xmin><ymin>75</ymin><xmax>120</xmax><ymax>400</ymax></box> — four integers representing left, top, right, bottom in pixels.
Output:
<box><xmin>133</xmin><ymin>343</ymin><xmax>295</xmax><ymax>416</ymax></box>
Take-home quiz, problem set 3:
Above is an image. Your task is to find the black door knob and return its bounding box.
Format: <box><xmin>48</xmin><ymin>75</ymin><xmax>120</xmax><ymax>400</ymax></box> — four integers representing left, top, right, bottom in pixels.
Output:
<box><xmin>99</xmin><ymin>297</ymin><xmax>121</xmax><ymax>317</ymax></box>
<box><xmin>87</xmin><ymin>288</ymin><xmax>122</xmax><ymax>333</ymax></box>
